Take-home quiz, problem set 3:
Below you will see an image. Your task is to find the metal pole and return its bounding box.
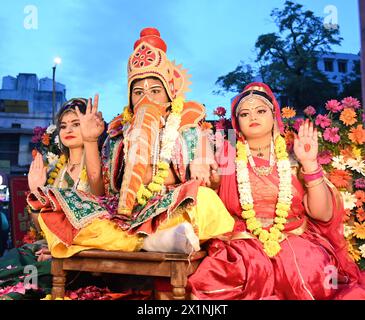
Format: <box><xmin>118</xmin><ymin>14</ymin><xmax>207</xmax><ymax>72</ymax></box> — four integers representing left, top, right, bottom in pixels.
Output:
<box><xmin>359</xmin><ymin>0</ymin><xmax>365</xmax><ymax>111</ymax></box>
<box><xmin>52</xmin><ymin>65</ymin><xmax>56</xmax><ymax>124</ymax></box>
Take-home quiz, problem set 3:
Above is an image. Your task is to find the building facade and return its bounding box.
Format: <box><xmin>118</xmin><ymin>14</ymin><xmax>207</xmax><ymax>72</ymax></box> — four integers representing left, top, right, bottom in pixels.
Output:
<box><xmin>0</xmin><ymin>73</ymin><xmax>66</xmax><ymax>174</ymax></box>
<box><xmin>317</xmin><ymin>52</ymin><xmax>360</xmax><ymax>92</ymax></box>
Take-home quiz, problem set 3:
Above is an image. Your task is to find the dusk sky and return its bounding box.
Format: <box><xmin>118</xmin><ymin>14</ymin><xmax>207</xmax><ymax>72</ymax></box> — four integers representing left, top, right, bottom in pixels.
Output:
<box><xmin>0</xmin><ymin>0</ymin><xmax>361</xmax><ymax>121</ymax></box>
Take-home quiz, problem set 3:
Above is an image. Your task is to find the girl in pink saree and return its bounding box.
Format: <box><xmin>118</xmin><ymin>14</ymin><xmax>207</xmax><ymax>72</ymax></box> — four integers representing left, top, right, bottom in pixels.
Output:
<box><xmin>188</xmin><ymin>82</ymin><xmax>365</xmax><ymax>300</ymax></box>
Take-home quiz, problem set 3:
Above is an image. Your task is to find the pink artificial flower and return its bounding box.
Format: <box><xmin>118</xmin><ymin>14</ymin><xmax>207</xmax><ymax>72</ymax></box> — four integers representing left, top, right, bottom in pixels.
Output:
<box><xmin>325</xmin><ymin>99</ymin><xmax>343</xmax><ymax>113</ymax></box>
<box><xmin>355</xmin><ymin>178</ymin><xmax>365</xmax><ymax>189</ymax></box>
<box><xmin>315</xmin><ymin>114</ymin><xmax>332</xmax><ymax>129</ymax></box>
<box><xmin>318</xmin><ymin>150</ymin><xmax>333</xmax><ymax>165</ymax></box>
<box><xmin>323</xmin><ymin>127</ymin><xmax>341</xmax><ymax>143</ymax></box>
<box><xmin>293</xmin><ymin>118</ymin><xmax>304</xmax><ymax>132</ymax></box>
<box><xmin>303</xmin><ymin>106</ymin><xmax>316</xmax><ymax>116</ymax></box>
<box><xmin>215</xmin><ymin>118</ymin><xmax>231</xmax><ymax>131</ymax></box>
<box><xmin>213</xmin><ymin>106</ymin><xmax>227</xmax><ymax>117</ymax></box>
<box><xmin>341</xmin><ymin>97</ymin><xmax>361</xmax><ymax>110</ymax></box>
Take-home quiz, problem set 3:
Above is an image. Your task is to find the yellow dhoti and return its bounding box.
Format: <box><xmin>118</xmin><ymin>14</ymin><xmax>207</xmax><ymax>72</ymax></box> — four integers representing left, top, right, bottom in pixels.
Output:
<box><xmin>40</xmin><ymin>187</ymin><xmax>234</xmax><ymax>258</ymax></box>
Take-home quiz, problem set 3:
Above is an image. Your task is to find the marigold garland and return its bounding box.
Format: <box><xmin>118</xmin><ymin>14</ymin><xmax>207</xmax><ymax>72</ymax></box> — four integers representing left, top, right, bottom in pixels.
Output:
<box><xmin>236</xmin><ymin>135</ymin><xmax>293</xmax><ymax>257</ymax></box>
<box><xmin>47</xmin><ymin>154</ymin><xmax>67</xmax><ymax>185</ymax></box>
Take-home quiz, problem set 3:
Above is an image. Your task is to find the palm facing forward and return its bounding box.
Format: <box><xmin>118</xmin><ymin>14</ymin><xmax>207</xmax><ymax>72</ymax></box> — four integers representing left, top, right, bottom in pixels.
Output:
<box><xmin>75</xmin><ymin>94</ymin><xmax>105</xmax><ymax>142</ymax></box>
<box><xmin>293</xmin><ymin>119</ymin><xmax>318</xmax><ymax>165</ymax></box>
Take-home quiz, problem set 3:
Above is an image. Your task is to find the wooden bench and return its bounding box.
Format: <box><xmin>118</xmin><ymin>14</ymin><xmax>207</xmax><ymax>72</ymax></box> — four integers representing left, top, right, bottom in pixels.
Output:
<box><xmin>51</xmin><ymin>250</ymin><xmax>206</xmax><ymax>300</ymax></box>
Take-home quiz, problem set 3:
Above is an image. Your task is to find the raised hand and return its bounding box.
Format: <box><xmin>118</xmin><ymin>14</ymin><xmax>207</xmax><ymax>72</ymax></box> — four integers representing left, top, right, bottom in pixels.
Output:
<box><xmin>75</xmin><ymin>94</ymin><xmax>105</xmax><ymax>143</ymax></box>
<box><xmin>294</xmin><ymin>119</ymin><xmax>318</xmax><ymax>167</ymax></box>
<box><xmin>28</xmin><ymin>152</ymin><xmax>47</xmax><ymax>192</ymax></box>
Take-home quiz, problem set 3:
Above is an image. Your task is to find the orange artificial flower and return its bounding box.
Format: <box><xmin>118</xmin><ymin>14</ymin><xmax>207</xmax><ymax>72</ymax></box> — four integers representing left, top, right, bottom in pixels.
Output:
<box><xmin>356</xmin><ymin>207</ymin><xmax>365</xmax><ymax>223</ymax></box>
<box><xmin>328</xmin><ymin>169</ymin><xmax>352</xmax><ymax>189</ymax></box>
<box><xmin>348</xmin><ymin>125</ymin><xmax>365</xmax><ymax>145</ymax></box>
<box><xmin>355</xmin><ymin>190</ymin><xmax>365</xmax><ymax>207</ymax></box>
<box><xmin>340</xmin><ymin>146</ymin><xmax>354</xmax><ymax>161</ymax></box>
<box><xmin>32</xmin><ymin>149</ymin><xmax>38</xmax><ymax>159</ymax></box>
<box><xmin>200</xmin><ymin>121</ymin><xmax>213</xmax><ymax>131</ymax></box>
<box><xmin>347</xmin><ymin>240</ymin><xmax>361</xmax><ymax>262</ymax></box>
<box><xmin>339</xmin><ymin>108</ymin><xmax>357</xmax><ymax>126</ymax></box>
<box><xmin>284</xmin><ymin>130</ymin><xmax>295</xmax><ymax>144</ymax></box>
<box><xmin>353</xmin><ymin>222</ymin><xmax>365</xmax><ymax>239</ymax></box>
<box><xmin>41</xmin><ymin>133</ymin><xmax>50</xmax><ymax>146</ymax></box>
<box><xmin>281</xmin><ymin>107</ymin><xmax>296</xmax><ymax>119</ymax></box>
<box><xmin>343</xmin><ymin>209</ymin><xmax>352</xmax><ymax>222</ymax></box>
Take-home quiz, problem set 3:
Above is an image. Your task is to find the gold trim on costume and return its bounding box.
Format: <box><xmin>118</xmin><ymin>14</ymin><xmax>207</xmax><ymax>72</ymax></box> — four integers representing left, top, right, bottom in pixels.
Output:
<box><xmin>198</xmin><ymin>285</ymin><xmax>244</xmax><ymax>294</ymax></box>
<box><xmin>243</xmin><ymin>85</ymin><xmax>269</xmax><ymax>95</ymax></box>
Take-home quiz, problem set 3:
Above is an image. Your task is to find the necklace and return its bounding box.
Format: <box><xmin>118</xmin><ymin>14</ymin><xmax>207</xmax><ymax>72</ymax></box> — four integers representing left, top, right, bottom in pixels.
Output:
<box><xmin>249</xmin><ymin>143</ymin><xmax>271</xmax><ymax>158</ymax></box>
<box><xmin>236</xmin><ymin>136</ymin><xmax>293</xmax><ymax>258</ymax></box>
<box><xmin>246</xmin><ymin>141</ymin><xmax>275</xmax><ymax>176</ymax></box>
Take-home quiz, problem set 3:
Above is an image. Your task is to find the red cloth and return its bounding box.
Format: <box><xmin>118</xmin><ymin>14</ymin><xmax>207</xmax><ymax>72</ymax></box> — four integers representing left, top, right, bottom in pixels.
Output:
<box><xmin>187</xmin><ymin>141</ymin><xmax>365</xmax><ymax>299</ymax></box>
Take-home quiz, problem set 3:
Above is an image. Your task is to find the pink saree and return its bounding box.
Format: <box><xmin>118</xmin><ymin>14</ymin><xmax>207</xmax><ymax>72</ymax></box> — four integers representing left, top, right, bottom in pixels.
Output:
<box><xmin>188</xmin><ymin>141</ymin><xmax>365</xmax><ymax>300</ymax></box>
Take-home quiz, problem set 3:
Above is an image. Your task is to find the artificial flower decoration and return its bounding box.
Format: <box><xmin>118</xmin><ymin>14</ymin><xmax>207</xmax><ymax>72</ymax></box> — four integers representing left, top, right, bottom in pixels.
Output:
<box><xmin>281</xmin><ymin>96</ymin><xmax>365</xmax><ymax>269</ymax></box>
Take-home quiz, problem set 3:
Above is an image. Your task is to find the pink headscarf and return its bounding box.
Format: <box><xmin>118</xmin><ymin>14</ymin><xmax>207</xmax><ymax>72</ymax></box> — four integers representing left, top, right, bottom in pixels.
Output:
<box><xmin>230</xmin><ymin>82</ymin><xmax>284</xmax><ymax>139</ymax></box>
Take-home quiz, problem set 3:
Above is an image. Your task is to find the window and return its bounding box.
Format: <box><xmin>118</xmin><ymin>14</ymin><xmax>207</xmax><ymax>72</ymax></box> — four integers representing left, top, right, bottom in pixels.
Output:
<box><xmin>0</xmin><ymin>134</ymin><xmax>19</xmax><ymax>166</ymax></box>
<box><xmin>11</xmin><ymin>123</ymin><xmax>21</xmax><ymax>128</ymax></box>
<box><xmin>3</xmin><ymin>100</ymin><xmax>29</xmax><ymax>113</ymax></box>
<box><xmin>324</xmin><ymin>59</ymin><xmax>334</xmax><ymax>72</ymax></box>
<box><xmin>338</xmin><ymin>60</ymin><xmax>348</xmax><ymax>73</ymax></box>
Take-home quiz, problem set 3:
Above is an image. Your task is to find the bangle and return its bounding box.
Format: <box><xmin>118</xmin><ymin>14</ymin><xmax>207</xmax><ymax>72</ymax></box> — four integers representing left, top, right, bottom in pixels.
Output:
<box><xmin>301</xmin><ymin>165</ymin><xmax>324</xmax><ymax>183</ymax></box>
<box><xmin>305</xmin><ymin>177</ymin><xmax>325</xmax><ymax>188</ymax></box>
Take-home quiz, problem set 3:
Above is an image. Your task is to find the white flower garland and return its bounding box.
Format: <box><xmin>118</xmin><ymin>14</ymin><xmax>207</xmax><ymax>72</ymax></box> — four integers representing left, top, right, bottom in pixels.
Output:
<box><xmin>236</xmin><ymin>136</ymin><xmax>293</xmax><ymax>257</ymax></box>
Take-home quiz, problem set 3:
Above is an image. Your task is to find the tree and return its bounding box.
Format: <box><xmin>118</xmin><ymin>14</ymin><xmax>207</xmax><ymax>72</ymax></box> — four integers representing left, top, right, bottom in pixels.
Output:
<box><xmin>215</xmin><ymin>1</ymin><xmax>343</xmax><ymax>111</ymax></box>
<box><xmin>340</xmin><ymin>60</ymin><xmax>362</xmax><ymax>102</ymax></box>
<box><xmin>214</xmin><ymin>63</ymin><xmax>254</xmax><ymax>95</ymax></box>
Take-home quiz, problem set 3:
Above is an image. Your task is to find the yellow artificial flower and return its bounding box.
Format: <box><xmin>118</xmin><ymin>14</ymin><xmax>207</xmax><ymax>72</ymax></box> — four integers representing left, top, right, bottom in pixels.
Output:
<box><xmin>275</xmin><ymin>209</ymin><xmax>289</xmax><ymax>218</ymax></box>
<box><xmin>274</xmin><ymin>217</ymin><xmax>287</xmax><ymax>225</ymax></box>
<box><xmin>47</xmin><ymin>178</ymin><xmax>54</xmax><ymax>185</ymax></box>
<box><xmin>80</xmin><ymin>168</ymin><xmax>88</xmax><ymax>182</ymax></box>
<box><xmin>352</xmin><ymin>146</ymin><xmax>362</xmax><ymax>158</ymax></box>
<box><xmin>269</xmin><ymin>227</ymin><xmax>282</xmax><ymax>238</ymax></box>
<box><xmin>158</xmin><ymin>162</ymin><xmax>169</xmax><ymax>170</ymax></box>
<box><xmin>236</xmin><ymin>141</ymin><xmax>247</xmax><ymax>162</ymax></box>
<box><xmin>347</xmin><ymin>240</ymin><xmax>361</xmax><ymax>262</ymax></box>
<box><xmin>276</xmin><ymin>203</ymin><xmax>291</xmax><ymax>211</ymax></box>
<box><xmin>353</xmin><ymin>222</ymin><xmax>365</xmax><ymax>240</ymax></box>
<box><xmin>253</xmin><ymin>228</ymin><xmax>263</xmax><ymax>236</ymax></box>
<box><xmin>264</xmin><ymin>240</ymin><xmax>281</xmax><ymax>257</ymax></box>
<box><xmin>274</xmin><ymin>223</ymin><xmax>285</xmax><ymax>231</ymax></box>
<box><xmin>49</xmin><ymin>172</ymin><xmax>58</xmax><ymax>178</ymax></box>
<box><xmin>152</xmin><ymin>176</ymin><xmax>164</xmax><ymax>185</ymax></box>
<box><xmin>59</xmin><ymin>155</ymin><xmax>67</xmax><ymax>163</ymax></box>
<box><xmin>158</xmin><ymin>170</ymin><xmax>169</xmax><ymax>178</ymax></box>
<box><xmin>121</xmin><ymin>106</ymin><xmax>133</xmax><ymax>125</ymax></box>
<box><xmin>242</xmin><ymin>209</ymin><xmax>256</xmax><ymax>219</ymax></box>
<box><xmin>171</xmin><ymin>96</ymin><xmax>184</xmax><ymax>114</ymax></box>
<box><xmin>259</xmin><ymin>230</ymin><xmax>270</xmax><ymax>242</ymax></box>
<box><xmin>242</xmin><ymin>203</ymin><xmax>254</xmax><ymax>210</ymax></box>
<box><xmin>147</xmin><ymin>182</ymin><xmax>163</xmax><ymax>193</ymax></box>
<box><xmin>142</xmin><ymin>188</ymin><xmax>153</xmax><ymax>199</ymax></box>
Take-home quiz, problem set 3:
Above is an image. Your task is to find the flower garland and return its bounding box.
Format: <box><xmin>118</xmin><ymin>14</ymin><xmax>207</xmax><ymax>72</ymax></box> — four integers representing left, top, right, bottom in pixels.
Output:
<box><xmin>136</xmin><ymin>96</ymin><xmax>185</xmax><ymax>206</ymax></box>
<box><xmin>47</xmin><ymin>154</ymin><xmax>67</xmax><ymax>185</ymax></box>
<box><xmin>46</xmin><ymin>154</ymin><xmax>88</xmax><ymax>192</ymax></box>
<box><xmin>121</xmin><ymin>106</ymin><xmax>133</xmax><ymax>125</ymax></box>
<box><xmin>236</xmin><ymin>135</ymin><xmax>293</xmax><ymax>257</ymax></box>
